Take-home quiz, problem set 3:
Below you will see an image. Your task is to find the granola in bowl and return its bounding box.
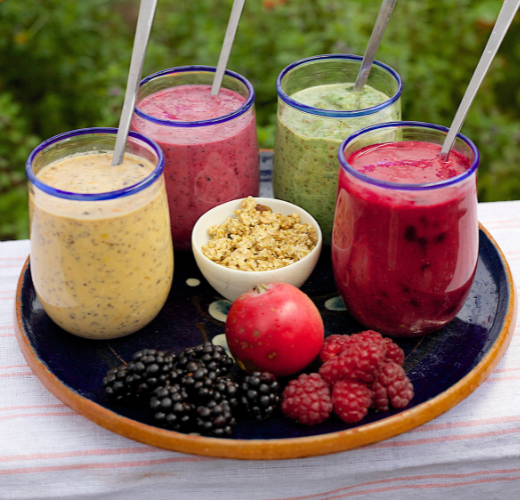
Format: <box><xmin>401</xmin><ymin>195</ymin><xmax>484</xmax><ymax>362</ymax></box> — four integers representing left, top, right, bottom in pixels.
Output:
<box><xmin>201</xmin><ymin>197</ymin><xmax>318</xmax><ymax>271</ymax></box>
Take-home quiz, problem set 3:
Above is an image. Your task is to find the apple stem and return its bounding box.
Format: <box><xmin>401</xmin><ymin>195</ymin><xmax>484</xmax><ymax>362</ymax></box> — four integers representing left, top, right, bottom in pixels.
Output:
<box><xmin>254</xmin><ymin>283</ymin><xmax>268</xmax><ymax>294</ymax></box>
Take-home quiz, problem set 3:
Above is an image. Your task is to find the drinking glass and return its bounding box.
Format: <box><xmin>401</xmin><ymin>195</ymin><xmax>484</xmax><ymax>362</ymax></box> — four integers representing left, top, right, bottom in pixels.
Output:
<box><xmin>27</xmin><ymin>128</ymin><xmax>173</xmax><ymax>339</ymax></box>
<box><xmin>273</xmin><ymin>54</ymin><xmax>402</xmax><ymax>244</ymax></box>
<box><xmin>332</xmin><ymin>121</ymin><xmax>480</xmax><ymax>336</ymax></box>
<box><xmin>131</xmin><ymin>66</ymin><xmax>260</xmax><ymax>251</ymax></box>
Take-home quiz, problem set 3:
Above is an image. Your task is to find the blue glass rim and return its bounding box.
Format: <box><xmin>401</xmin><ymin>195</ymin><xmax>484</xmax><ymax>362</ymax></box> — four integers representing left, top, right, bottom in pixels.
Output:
<box><xmin>26</xmin><ymin>127</ymin><xmax>165</xmax><ymax>201</ymax></box>
<box><xmin>134</xmin><ymin>65</ymin><xmax>256</xmax><ymax>128</ymax></box>
<box><xmin>338</xmin><ymin>121</ymin><xmax>480</xmax><ymax>191</ymax></box>
<box><xmin>276</xmin><ymin>54</ymin><xmax>403</xmax><ymax>118</ymax></box>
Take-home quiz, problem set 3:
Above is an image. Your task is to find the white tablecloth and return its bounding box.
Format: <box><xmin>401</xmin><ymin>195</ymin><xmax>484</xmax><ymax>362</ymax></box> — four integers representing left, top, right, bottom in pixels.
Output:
<box><xmin>1</xmin><ymin>199</ymin><xmax>520</xmax><ymax>500</ymax></box>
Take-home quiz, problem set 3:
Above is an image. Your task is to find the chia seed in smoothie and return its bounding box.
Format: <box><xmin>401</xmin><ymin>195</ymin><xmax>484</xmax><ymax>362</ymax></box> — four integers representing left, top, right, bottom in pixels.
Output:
<box><xmin>274</xmin><ymin>83</ymin><xmax>400</xmax><ymax>243</ymax></box>
<box><xmin>332</xmin><ymin>141</ymin><xmax>478</xmax><ymax>336</ymax></box>
<box><xmin>132</xmin><ymin>84</ymin><xmax>259</xmax><ymax>251</ymax></box>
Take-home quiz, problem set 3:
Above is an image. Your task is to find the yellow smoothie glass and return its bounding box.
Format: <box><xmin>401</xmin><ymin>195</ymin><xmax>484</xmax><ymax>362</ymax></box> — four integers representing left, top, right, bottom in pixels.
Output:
<box><xmin>26</xmin><ymin>128</ymin><xmax>173</xmax><ymax>339</ymax></box>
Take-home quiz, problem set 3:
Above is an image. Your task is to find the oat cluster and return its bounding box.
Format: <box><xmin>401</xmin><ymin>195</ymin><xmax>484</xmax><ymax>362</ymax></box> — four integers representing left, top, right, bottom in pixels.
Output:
<box><xmin>202</xmin><ymin>197</ymin><xmax>318</xmax><ymax>271</ymax></box>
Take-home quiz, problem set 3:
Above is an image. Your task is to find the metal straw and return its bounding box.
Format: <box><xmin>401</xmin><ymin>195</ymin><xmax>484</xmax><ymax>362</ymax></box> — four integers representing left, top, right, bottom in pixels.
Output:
<box><xmin>440</xmin><ymin>0</ymin><xmax>520</xmax><ymax>160</ymax></box>
<box><xmin>211</xmin><ymin>0</ymin><xmax>246</xmax><ymax>96</ymax></box>
<box><xmin>352</xmin><ymin>0</ymin><xmax>397</xmax><ymax>93</ymax></box>
<box><xmin>112</xmin><ymin>0</ymin><xmax>158</xmax><ymax>166</ymax></box>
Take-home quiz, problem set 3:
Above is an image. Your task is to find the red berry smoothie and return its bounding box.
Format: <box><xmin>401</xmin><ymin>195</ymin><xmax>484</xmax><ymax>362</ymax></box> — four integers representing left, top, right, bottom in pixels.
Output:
<box><xmin>332</xmin><ymin>140</ymin><xmax>479</xmax><ymax>336</ymax></box>
<box><xmin>132</xmin><ymin>83</ymin><xmax>259</xmax><ymax>251</ymax></box>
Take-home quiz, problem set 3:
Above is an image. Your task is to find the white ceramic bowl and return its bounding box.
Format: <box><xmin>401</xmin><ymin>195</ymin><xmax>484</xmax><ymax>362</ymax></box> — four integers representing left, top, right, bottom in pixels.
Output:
<box><xmin>191</xmin><ymin>197</ymin><xmax>323</xmax><ymax>302</ymax></box>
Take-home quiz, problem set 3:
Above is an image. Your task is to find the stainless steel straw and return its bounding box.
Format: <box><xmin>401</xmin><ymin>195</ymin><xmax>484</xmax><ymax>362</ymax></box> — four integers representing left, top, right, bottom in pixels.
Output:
<box><xmin>112</xmin><ymin>0</ymin><xmax>158</xmax><ymax>166</ymax></box>
<box><xmin>211</xmin><ymin>0</ymin><xmax>246</xmax><ymax>96</ymax></box>
<box><xmin>353</xmin><ymin>0</ymin><xmax>397</xmax><ymax>93</ymax></box>
<box><xmin>440</xmin><ymin>0</ymin><xmax>520</xmax><ymax>160</ymax></box>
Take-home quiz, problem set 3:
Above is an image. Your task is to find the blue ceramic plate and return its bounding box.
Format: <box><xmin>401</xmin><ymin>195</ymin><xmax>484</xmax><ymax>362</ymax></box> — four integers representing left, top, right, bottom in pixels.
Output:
<box><xmin>14</xmin><ymin>152</ymin><xmax>517</xmax><ymax>460</ymax></box>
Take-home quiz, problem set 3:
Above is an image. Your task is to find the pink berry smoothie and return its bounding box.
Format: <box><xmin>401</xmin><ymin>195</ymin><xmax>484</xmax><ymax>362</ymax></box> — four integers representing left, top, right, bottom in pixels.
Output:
<box><xmin>332</xmin><ymin>140</ymin><xmax>479</xmax><ymax>336</ymax></box>
<box><xmin>132</xmin><ymin>82</ymin><xmax>259</xmax><ymax>251</ymax></box>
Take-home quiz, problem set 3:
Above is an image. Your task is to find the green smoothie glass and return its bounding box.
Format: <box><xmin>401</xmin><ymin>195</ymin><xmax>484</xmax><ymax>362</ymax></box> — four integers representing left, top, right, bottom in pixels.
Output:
<box><xmin>273</xmin><ymin>54</ymin><xmax>402</xmax><ymax>244</ymax></box>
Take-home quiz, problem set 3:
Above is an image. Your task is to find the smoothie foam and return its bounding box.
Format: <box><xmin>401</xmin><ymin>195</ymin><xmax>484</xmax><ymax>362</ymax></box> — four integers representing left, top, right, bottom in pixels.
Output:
<box><xmin>332</xmin><ymin>140</ymin><xmax>478</xmax><ymax>336</ymax></box>
<box><xmin>132</xmin><ymin>84</ymin><xmax>259</xmax><ymax>251</ymax></box>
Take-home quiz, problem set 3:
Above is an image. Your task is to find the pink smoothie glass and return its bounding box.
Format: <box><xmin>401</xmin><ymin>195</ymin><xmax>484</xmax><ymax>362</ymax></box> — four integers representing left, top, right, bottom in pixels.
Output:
<box><xmin>332</xmin><ymin>121</ymin><xmax>480</xmax><ymax>337</ymax></box>
<box><xmin>131</xmin><ymin>66</ymin><xmax>259</xmax><ymax>251</ymax></box>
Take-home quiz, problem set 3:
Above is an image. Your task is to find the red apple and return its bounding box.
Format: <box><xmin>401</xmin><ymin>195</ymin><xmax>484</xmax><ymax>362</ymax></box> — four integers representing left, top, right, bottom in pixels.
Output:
<box><xmin>225</xmin><ymin>282</ymin><xmax>324</xmax><ymax>377</ymax></box>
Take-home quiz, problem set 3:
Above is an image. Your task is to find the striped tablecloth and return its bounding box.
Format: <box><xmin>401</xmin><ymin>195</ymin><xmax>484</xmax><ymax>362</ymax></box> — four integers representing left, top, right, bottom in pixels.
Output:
<box><xmin>1</xmin><ymin>199</ymin><xmax>519</xmax><ymax>500</ymax></box>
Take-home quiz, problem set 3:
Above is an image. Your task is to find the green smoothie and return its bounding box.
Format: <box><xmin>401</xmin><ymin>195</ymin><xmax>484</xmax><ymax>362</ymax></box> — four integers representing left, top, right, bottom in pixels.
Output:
<box><xmin>273</xmin><ymin>83</ymin><xmax>401</xmax><ymax>243</ymax></box>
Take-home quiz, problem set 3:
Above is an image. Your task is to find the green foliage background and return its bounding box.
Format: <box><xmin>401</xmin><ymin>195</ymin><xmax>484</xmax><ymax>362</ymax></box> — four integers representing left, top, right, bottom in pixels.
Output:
<box><xmin>1</xmin><ymin>0</ymin><xmax>519</xmax><ymax>240</ymax></box>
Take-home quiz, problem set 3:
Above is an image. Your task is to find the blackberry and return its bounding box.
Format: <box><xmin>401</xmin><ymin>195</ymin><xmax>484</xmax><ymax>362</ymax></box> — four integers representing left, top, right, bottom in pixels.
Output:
<box><xmin>212</xmin><ymin>377</ymin><xmax>239</xmax><ymax>408</ymax></box>
<box><xmin>103</xmin><ymin>349</ymin><xmax>176</xmax><ymax>402</ymax></box>
<box><xmin>181</xmin><ymin>361</ymin><xmax>219</xmax><ymax>400</ymax></box>
<box><xmin>126</xmin><ymin>349</ymin><xmax>176</xmax><ymax>397</ymax></box>
<box><xmin>169</xmin><ymin>367</ymin><xmax>186</xmax><ymax>384</ymax></box>
<box><xmin>103</xmin><ymin>344</ymin><xmax>242</xmax><ymax>437</ymax></box>
<box><xmin>239</xmin><ymin>372</ymin><xmax>280</xmax><ymax>421</ymax></box>
<box><xmin>150</xmin><ymin>385</ymin><xmax>194</xmax><ymax>432</ymax></box>
<box><xmin>177</xmin><ymin>342</ymin><xmax>234</xmax><ymax>377</ymax></box>
<box><xmin>103</xmin><ymin>364</ymin><xmax>136</xmax><ymax>403</ymax></box>
<box><xmin>195</xmin><ymin>399</ymin><xmax>236</xmax><ymax>437</ymax></box>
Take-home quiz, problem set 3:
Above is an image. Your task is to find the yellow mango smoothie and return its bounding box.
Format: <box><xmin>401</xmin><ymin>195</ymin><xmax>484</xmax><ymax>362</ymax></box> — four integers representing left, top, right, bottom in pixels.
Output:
<box><xmin>28</xmin><ymin>130</ymin><xmax>173</xmax><ymax>339</ymax></box>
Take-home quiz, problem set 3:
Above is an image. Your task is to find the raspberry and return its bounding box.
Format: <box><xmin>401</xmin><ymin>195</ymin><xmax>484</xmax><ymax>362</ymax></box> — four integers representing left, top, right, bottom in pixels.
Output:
<box><xmin>370</xmin><ymin>380</ymin><xmax>389</xmax><ymax>412</ymax></box>
<box><xmin>374</xmin><ymin>361</ymin><xmax>414</xmax><ymax>409</ymax></box>
<box><xmin>319</xmin><ymin>338</ymin><xmax>386</xmax><ymax>385</ymax></box>
<box><xmin>354</xmin><ymin>331</ymin><xmax>387</xmax><ymax>357</ymax></box>
<box><xmin>319</xmin><ymin>334</ymin><xmax>351</xmax><ymax>362</ymax></box>
<box><xmin>356</xmin><ymin>330</ymin><xmax>384</xmax><ymax>344</ymax></box>
<box><xmin>281</xmin><ymin>373</ymin><xmax>332</xmax><ymax>425</ymax></box>
<box><xmin>319</xmin><ymin>356</ymin><xmax>348</xmax><ymax>385</ymax></box>
<box><xmin>332</xmin><ymin>380</ymin><xmax>372</xmax><ymax>423</ymax></box>
<box><xmin>383</xmin><ymin>337</ymin><xmax>405</xmax><ymax>366</ymax></box>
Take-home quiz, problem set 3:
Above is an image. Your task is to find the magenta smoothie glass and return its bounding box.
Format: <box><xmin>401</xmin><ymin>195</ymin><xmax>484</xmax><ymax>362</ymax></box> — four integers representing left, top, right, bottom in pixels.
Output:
<box><xmin>332</xmin><ymin>121</ymin><xmax>480</xmax><ymax>337</ymax></box>
<box><xmin>131</xmin><ymin>66</ymin><xmax>259</xmax><ymax>251</ymax></box>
